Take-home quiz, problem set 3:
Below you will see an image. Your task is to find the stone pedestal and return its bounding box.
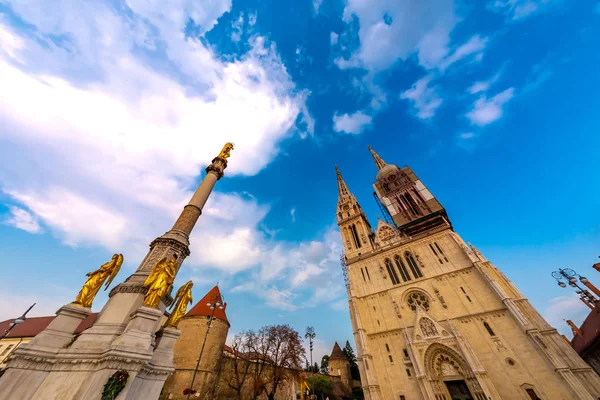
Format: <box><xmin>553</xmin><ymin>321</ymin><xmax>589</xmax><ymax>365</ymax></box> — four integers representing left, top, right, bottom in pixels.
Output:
<box><xmin>0</xmin><ymin>304</ymin><xmax>91</xmax><ymax>399</ymax></box>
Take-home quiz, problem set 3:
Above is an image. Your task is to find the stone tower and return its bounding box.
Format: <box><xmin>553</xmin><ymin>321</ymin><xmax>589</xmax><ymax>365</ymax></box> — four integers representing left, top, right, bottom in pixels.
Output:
<box><xmin>329</xmin><ymin>342</ymin><xmax>352</xmax><ymax>389</ymax></box>
<box><xmin>337</xmin><ymin>146</ymin><xmax>600</xmax><ymax>400</ymax></box>
<box><xmin>161</xmin><ymin>285</ymin><xmax>229</xmax><ymax>399</ymax></box>
<box><xmin>0</xmin><ymin>144</ymin><xmax>234</xmax><ymax>400</ymax></box>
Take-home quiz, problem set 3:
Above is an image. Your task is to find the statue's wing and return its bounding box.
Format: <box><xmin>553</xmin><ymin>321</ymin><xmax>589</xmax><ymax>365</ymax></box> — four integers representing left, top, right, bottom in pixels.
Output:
<box><xmin>104</xmin><ymin>254</ymin><xmax>123</xmax><ymax>290</ymax></box>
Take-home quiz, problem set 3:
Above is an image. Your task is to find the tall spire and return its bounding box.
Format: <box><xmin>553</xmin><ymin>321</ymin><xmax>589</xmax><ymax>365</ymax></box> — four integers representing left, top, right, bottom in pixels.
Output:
<box><xmin>336</xmin><ymin>165</ymin><xmax>350</xmax><ymax>198</ymax></box>
<box><xmin>368</xmin><ymin>144</ymin><xmax>387</xmax><ymax>170</ymax></box>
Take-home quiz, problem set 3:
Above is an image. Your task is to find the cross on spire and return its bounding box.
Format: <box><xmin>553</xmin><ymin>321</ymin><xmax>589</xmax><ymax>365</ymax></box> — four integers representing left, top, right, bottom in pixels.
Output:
<box><xmin>368</xmin><ymin>144</ymin><xmax>387</xmax><ymax>170</ymax></box>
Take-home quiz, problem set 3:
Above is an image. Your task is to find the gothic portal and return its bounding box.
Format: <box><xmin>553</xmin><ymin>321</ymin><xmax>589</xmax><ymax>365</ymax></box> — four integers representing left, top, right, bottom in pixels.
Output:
<box><xmin>336</xmin><ymin>146</ymin><xmax>600</xmax><ymax>400</ymax></box>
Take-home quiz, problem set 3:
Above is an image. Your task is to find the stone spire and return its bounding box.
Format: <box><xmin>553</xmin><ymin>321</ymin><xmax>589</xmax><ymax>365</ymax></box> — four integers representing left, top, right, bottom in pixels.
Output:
<box><xmin>330</xmin><ymin>342</ymin><xmax>346</xmax><ymax>360</ymax></box>
<box><xmin>336</xmin><ymin>165</ymin><xmax>350</xmax><ymax>199</ymax></box>
<box><xmin>368</xmin><ymin>144</ymin><xmax>387</xmax><ymax>170</ymax></box>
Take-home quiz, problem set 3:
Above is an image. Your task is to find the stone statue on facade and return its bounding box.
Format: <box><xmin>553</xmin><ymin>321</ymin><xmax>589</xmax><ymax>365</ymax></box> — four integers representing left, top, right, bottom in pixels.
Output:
<box><xmin>143</xmin><ymin>255</ymin><xmax>177</xmax><ymax>308</ymax></box>
<box><xmin>72</xmin><ymin>253</ymin><xmax>123</xmax><ymax>308</ymax></box>
<box><xmin>164</xmin><ymin>280</ymin><xmax>193</xmax><ymax>328</ymax></box>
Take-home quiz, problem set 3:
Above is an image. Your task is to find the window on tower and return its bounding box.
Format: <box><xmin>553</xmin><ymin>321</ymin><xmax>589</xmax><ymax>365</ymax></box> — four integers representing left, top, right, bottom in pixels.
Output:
<box><xmin>383</xmin><ymin>183</ymin><xmax>390</xmax><ymax>192</ymax></box>
<box><xmin>350</xmin><ymin>224</ymin><xmax>361</xmax><ymax>249</ymax></box>
<box><xmin>385</xmin><ymin>258</ymin><xmax>400</xmax><ymax>285</ymax></box>
<box><xmin>429</xmin><ymin>243</ymin><xmax>443</xmax><ymax>264</ymax></box>
<box><xmin>365</xmin><ymin>266</ymin><xmax>371</xmax><ymax>281</ymax></box>
<box><xmin>394</xmin><ymin>255</ymin><xmax>411</xmax><ymax>282</ymax></box>
<box><xmin>483</xmin><ymin>322</ymin><xmax>496</xmax><ymax>336</ymax></box>
<box><xmin>435</xmin><ymin>242</ymin><xmax>449</xmax><ymax>262</ymax></box>
<box><xmin>361</xmin><ymin>268</ymin><xmax>366</xmax><ymax>281</ymax></box>
<box><xmin>405</xmin><ymin>252</ymin><xmax>423</xmax><ymax>279</ymax></box>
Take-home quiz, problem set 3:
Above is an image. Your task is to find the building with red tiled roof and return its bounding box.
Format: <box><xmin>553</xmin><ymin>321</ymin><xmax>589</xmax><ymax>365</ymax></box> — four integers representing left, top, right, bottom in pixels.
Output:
<box><xmin>0</xmin><ymin>313</ymin><xmax>98</xmax><ymax>367</ymax></box>
<box><xmin>571</xmin><ymin>306</ymin><xmax>600</xmax><ymax>374</ymax></box>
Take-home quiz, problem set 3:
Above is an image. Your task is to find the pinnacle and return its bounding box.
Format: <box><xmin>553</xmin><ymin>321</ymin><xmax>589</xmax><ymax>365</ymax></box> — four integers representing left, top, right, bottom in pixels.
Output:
<box><xmin>368</xmin><ymin>144</ymin><xmax>387</xmax><ymax>170</ymax></box>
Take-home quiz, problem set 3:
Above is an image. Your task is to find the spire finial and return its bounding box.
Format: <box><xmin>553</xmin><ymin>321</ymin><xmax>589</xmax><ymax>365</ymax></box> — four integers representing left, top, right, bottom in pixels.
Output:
<box><xmin>368</xmin><ymin>144</ymin><xmax>387</xmax><ymax>170</ymax></box>
<box><xmin>336</xmin><ymin>165</ymin><xmax>350</xmax><ymax>197</ymax></box>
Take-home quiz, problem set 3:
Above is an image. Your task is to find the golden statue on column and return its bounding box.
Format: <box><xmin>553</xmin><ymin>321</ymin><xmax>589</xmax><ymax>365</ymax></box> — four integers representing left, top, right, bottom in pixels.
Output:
<box><xmin>143</xmin><ymin>255</ymin><xmax>178</xmax><ymax>308</ymax></box>
<box><xmin>217</xmin><ymin>142</ymin><xmax>234</xmax><ymax>159</ymax></box>
<box><xmin>164</xmin><ymin>280</ymin><xmax>194</xmax><ymax>328</ymax></box>
<box><xmin>72</xmin><ymin>253</ymin><xmax>123</xmax><ymax>308</ymax></box>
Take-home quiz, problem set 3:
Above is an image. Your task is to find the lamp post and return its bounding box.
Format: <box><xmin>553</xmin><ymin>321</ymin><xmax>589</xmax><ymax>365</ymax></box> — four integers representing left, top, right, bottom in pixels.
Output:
<box><xmin>552</xmin><ymin>268</ymin><xmax>600</xmax><ymax>309</ymax></box>
<box><xmin>0</xmin><ymin>303</ymin><xmax>35</xmax><ymax>340</ymax></box>
<box><xmin>186</xmin><ymin>293</ymin><xmax>224</xmax><ymax>400</ymax></box>
<box><xmin>305</xmin><ymin>326</ymin><xmax>315</xmax><ymax>372</ymax></box>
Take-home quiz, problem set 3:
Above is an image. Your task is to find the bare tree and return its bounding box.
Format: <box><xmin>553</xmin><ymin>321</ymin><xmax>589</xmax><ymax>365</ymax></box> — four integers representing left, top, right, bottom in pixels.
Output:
<box><xmin>262</xmin><ymin>324</ymin><xmax>305</xmax><ymax>400</ymax></box>
<box><xmin>222</xmin><ymin>333</ymin><xmax>255</xmax><ymax>400</ymax></box>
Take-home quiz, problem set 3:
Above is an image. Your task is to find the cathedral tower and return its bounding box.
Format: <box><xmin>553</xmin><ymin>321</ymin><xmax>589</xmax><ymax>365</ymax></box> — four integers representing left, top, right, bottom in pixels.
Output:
<box><xmin>329</xmin><ymin>342</ymin><xmax>352</xmax><ymax>390</ymax></box>
<box><xmin>161</xmin><ymin>286</ymin><xmax>229</xmax><ymax>400</ymax></box>
<box><xmin>337</xmin><ymin>146</ymin><xmax>600</xmax><ymax>400</ymax></box>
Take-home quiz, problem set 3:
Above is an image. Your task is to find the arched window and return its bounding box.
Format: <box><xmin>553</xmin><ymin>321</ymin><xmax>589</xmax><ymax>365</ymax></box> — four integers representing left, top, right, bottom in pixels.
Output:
<box><xmin>405</xmin><ymin>252</ymin><xmax>423</xmax><ymax>279</ymax></box>
<box><xmin>383</xmin><ymin>183</ymin><xmax>390</xmax><ymax>192</ymax></box>
<box><xmin>350</xmin><ymin>224</ymin><xmax>361</xmax><ymax>249</ymax></box>
<box><xmin>385</xmin><ymin>258</ymin><xmax>400</xmax><ymax>285</ymax></box>
<box><xmin>402</xmin><ymin>193</ymin><xmax>420</xmax><ymax>216</ymax></box>
<box><xmin>483</xmin><ymin>322</ymin><xmax>495</xmax><ymax>336</ymax></box>
<box><xmin>394</xmin><ymin>255</ymin><xmax>411</xmax><ymax>282</ymax></box>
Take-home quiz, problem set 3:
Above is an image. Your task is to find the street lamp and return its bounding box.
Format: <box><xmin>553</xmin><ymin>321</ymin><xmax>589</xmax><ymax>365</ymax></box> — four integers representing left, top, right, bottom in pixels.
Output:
<box><xmin>0</xmin><ymin>303</ymin><xmax>35</xmax><ymax>340</ymax></box>
<box><xmin>305</xmin><ymin>326</ymin><xmax>316</xmax><ymax>372</ymax></box>
<box><xmin>186</xmin><ymin>292</ymin><xmax>224</xmax><ymax>400</ymax></box>
<box><xmin>552</xmin><ymin>268</ymin><xmax>600</xmax><ymax>309</ymax></box>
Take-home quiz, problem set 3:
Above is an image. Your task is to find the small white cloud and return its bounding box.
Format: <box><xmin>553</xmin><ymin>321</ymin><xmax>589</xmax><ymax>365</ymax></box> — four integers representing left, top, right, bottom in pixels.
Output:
<box><xmin>248</xmin><ymin>12</ymin><xmax>257</xmax><ymax>26</ymax></box>
<box><xmin>231</xmin><ymin>13</ymin><xmax>244</xmax><ymax>42</ymax></box>
<box><xmin>543</xmin><ymin>294</ymin><xmax>591</xmax><ymax>336</ymax></box>
<box><xmin>468</xmin><ymin>71</ymin><xmax>502</xmax><ymax>94</ymax></box>
<box><xmin>330</xmin><ymin>32</ymin><xmax>339</xmax><ymax>45</ymax></box>
<box><xmin>290</xmin><ymin>208</ymin><xmax>296</xmax><ymax>222</ymax></box>
<box><xmin>459</xmin><ymin>132</ymin><xmax>475</xmax><ymax>139</ymax></box>
<box><xmin>466</xmin><ymin>87</ymin><xmax>514</xmax><ymax>126</ymax></box>
<box><xmin>332</xmin><ymin>110</ymin><xmax>373</xmax><ymax>134</ymax></box>
<box><xmin>5</xmin><ymin>206</ymin><xmax>43</xmax><ymax>234</ymax></box>
<box><xmin>439</xmin><ymin>35</ymin><xmax>488</xmax><ymax>71</ymax></box>
<box><xmin>400</xmin><ymin>74</ymin><xmax>443</xmax><ymax>120</ymax></box>
<box><xmin>313</xmin><ymin>0</ymin><xmax>324</xmax><ymax>15</ymax></box>
<box><xmin>488</xmin><ymin>0</ymin><xmax>559</xmax><ymax>21</ymax></box>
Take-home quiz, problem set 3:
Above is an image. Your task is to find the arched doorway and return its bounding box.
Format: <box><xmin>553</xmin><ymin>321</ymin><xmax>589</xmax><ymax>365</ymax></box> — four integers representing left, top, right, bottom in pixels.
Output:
<box><xmin>424</xmin><ymin>343</ymin><xmax>487</xmax><ymax>400</ymax></box>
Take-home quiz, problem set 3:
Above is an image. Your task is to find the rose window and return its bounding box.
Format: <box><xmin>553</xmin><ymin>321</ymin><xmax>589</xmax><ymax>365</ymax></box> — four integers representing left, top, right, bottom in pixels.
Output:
<box><xmin>407</xmin><ymin>292</ymin><xmax>430</xmax><ymax>311</ymax></box>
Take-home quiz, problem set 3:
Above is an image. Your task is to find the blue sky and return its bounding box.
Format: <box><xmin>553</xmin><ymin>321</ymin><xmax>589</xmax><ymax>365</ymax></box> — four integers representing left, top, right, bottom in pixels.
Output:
<box><xmin>0</xmin><ymin>0</ymin><xmax>599</xmax><ymax>361</ymax></box>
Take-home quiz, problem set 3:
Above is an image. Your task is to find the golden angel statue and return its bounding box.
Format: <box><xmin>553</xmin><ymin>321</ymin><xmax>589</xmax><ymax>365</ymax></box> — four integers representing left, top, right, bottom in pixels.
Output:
<box><xmin>143</xmin><ymin>255</ymin><xmax>178</xmax><ymax>308</ymax></box>
<box><xmin>73</xmin><ymin>253</ymin><xmax>123</xmax><ymax>308</ymax></box>
<box><xmin>164</xmin><ymin>280</ymin><xmax>194</xmax><ymax>328</ymax></box>
<box><xmin>217</xmin><ymin>142</ymin><xmax>234</xmax><ymax>159</ymax></box>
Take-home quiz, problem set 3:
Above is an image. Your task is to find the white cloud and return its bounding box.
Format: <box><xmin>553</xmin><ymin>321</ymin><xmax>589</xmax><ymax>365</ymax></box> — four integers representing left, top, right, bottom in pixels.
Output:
<box><xmin>466</xmin><ymin>87</ymin><xmax>515</xmax><ymax>126</ymax></box>
<box><xmin>488</xmin><ymin>0</ymin><xmax>562</xmax><ymax>21</ymax></box>
<box><xmin>337</xmin><ymin>0</ymin><xmax>458</xmax><ymax>72</ymax></box>
<box><xmin>231</xmin><ymin>13</ymin><xmax>244</xmax><ymax>42</ymax></box>
<box><xmin>438</xmin><ymin>35</ymin><xmax>488</xmax><ymax>71</ymax></box>
<box><xmin>333</xmin><ymin>111</ymin><xmax>373</xmax><ymax>134</ymax></box>
<box><xmin>400</xmin><ymin>74</ymin><xmax>443</xmax><ymax>119</ymax></box>
<box><xmin>459</xmin><ymin>132</ymin><xmax>475</xmax><ymax>139</ymax></box>
<box><xmin>291</xmin><ymin>208</ymin><xmax>296</xmax><ymax>222</ymax></box>
<box><xmin>330</xmin><ymin>32</ymin><xmax>339</xmax><ymax>45</ymax></box>
<box><xmin>0</xmin><ymin>1</ymin><xmax>313</xmax><ymax>271</ymax></box>
<box><xmin>4</xmin><ymin>206</ymin><xmax>42</xmax><ymax>234</ymax></box>
<box><xmin>313</xmin><ymin>0</ymin><xmax>324</xmax><ymax>15</ymax></box>
<box><xmin>543</xmin><ymin>294</ymin><xmax>591</xmax><ymax>337</ymax></box>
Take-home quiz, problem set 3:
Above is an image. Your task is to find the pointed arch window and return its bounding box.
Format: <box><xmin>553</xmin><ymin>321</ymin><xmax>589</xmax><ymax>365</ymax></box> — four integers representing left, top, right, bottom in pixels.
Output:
<box><xmin>385</xmin><ymin>258</ymin><xmax>400</xmax><ymax>285</ymax></box>
<box><xmin>350</xmin><ymin>224</ymin><xmax>361</xmax><ymax>249</ymax></box>
<box><xmin>394</xmin><ymin>255</ymin><xmax>411</xmax><ymax>282</ymax></box>
<box><xmin>402</xmin><ymin>193</ymin><xmax>420</xmax><ymax>216</ymax></box>
<box><xmin>483</xmin><ymin>322</ymin><xmax>495</xmax><ymax>337</ymax></box>
<box><xmin>405</xmin><ymin>252</ymin><xmax>423</xmax><ymax>279</ymax></box>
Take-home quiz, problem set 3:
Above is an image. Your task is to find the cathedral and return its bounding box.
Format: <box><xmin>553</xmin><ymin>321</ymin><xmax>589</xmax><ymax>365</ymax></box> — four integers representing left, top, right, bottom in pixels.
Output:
<box><xmin>336</xmin><ymin>146</ymin><xmax>600</xmax><ymax>400</ymax></box>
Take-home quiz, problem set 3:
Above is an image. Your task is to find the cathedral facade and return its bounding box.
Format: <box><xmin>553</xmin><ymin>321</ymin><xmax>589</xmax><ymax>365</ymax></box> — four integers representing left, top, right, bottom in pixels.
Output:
<box><xmin>336</xmin><ymin>146</ymin><xmax>600</xmax><ymax>400</ymax></box>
